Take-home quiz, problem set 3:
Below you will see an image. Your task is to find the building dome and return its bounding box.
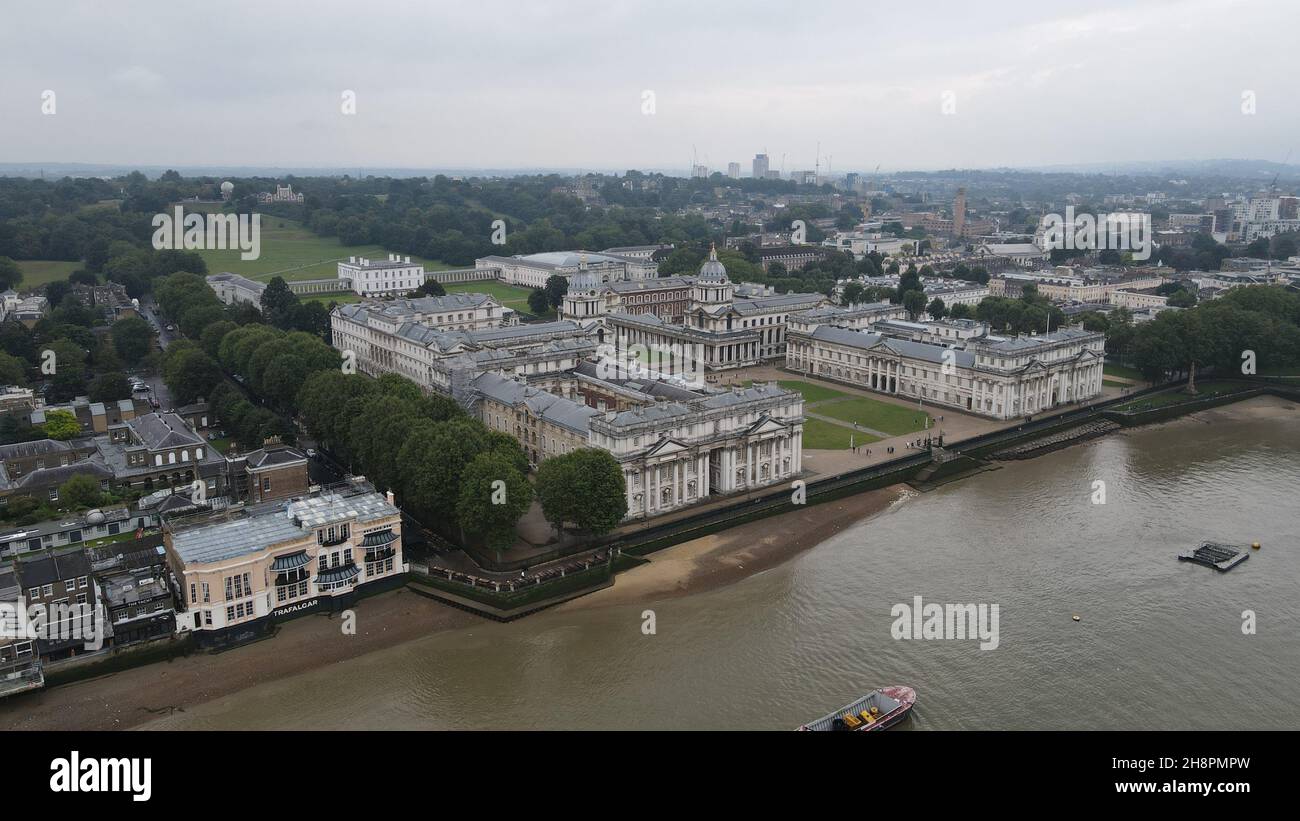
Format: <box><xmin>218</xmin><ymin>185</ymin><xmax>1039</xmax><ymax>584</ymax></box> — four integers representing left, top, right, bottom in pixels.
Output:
<box><xmin>697</xmin><ymin>244</ymin><xmax>728</xmax><ymax>282</ymax></box>
<box><xmin>84</xmin><ymin>508</ymin><xmax>105</xmax><ymax>525</ymax></box>
<box><xmin>220</xmin><ymin>181</ymin><xmax>234</xmax><ymax>193</ymax></box>
<box><xmin>570</xmin><ymin>269</ymin><xmax>600</xmax><ymax>291</ymax></box>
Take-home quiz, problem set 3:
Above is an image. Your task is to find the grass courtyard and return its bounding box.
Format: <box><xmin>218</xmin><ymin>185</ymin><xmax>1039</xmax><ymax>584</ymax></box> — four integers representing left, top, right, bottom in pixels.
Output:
<box><xmin>801</xmin><ymin>418</ymin><xmax>880</xmax><ymax>449</ymax></box>
<box><xmin>812</xmin><ymin>396</ymin><xmax>933</xmax><ymax>437</ymax></box>
<box><xmin>747</xmin><ymin>377</ymin><xmax>933</xmax><ymax>449</ymax></box>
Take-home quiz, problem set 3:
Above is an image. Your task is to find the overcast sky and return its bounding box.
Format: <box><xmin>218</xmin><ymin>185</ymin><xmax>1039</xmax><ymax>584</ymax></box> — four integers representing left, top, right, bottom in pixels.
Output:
<box><xmin>1</xmin><ymin>0</ymin><xmax>1295</xmax><ymax>173</ymax></box>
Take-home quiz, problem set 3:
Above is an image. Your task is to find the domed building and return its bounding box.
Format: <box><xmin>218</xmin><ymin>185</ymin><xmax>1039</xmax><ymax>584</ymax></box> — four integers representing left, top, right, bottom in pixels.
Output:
<box><xmin>602</xmin><ymin>243</ymin><xmax>830</xmax><ymax>371</ymax></box>
<box><xmin>561</xmin><ymin>256</ymin><xmax>606</xmax><ymax>319</ymax></box>
<box><xmin>692</xmin><ymin>244</ymin><xmax>734</xmax><ymax>308</ymax></box>
<box><xmin>219</xmin><ymin>181</ymin><xmax>234</xmax><ymax>201</ymax></box>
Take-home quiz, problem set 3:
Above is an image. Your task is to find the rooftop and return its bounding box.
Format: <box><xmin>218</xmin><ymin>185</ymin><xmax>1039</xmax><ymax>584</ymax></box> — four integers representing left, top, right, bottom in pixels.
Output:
<box><xmin>168</xmin><ymin>483</ymin><xmax>398</xmax><ymax>565</ymax></box>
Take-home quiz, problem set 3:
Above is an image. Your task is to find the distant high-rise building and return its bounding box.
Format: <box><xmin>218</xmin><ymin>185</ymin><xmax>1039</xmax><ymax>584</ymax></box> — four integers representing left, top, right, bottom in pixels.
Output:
<box><xmin>752</xmin><ymin>153</ymin><xmax>769</xmax><ymax>179</ymax></box>
<box><xmin>953</xmin><ymin>187</ymin><xmax>967</xmax><ymax>237</ymax></box>
<box><xmin>844</xmin><ymin>172</ymin><xmax>860</xmax><ymax>191</ymax></box>
<box><xmin>727</xmin><ymin>162</ymin><xmax>741</xmax><ymax>179</ymax></box>
<box><xmin>692</xmin><ymin>164</ymin><xmax>709</xmax><ymax>179</ymax></box>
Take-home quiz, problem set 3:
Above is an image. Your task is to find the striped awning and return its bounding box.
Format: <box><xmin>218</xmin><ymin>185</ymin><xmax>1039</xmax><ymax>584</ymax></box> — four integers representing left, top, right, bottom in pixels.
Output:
<box><xmin>270</xmin><ymin>551</ymin><xmax>312</xmax><ymax>571</ymax></box>
<box><xmin>315</xmin><ymin>564</ymin><xmax>361</xmax><ymax>585</ymax></box>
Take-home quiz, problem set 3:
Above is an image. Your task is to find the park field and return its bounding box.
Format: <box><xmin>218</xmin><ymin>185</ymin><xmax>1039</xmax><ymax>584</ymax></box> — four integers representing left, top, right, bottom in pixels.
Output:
<box><xmin>15</xmin><ymin>260</ymin><xmax>81</xmax><ymax>290</ymax></box>
<box><xmin>194</xmin><ymin>216</ymin><xmax>452</xmax><ymax>284</ymax></box>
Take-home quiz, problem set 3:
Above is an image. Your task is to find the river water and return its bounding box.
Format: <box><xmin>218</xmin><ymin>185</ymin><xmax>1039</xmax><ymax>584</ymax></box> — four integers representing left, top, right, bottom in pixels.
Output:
<box><xmin>144</xmin><ymin>399</ymin><xmax>1300</xmax><ymax>730</ymax></box>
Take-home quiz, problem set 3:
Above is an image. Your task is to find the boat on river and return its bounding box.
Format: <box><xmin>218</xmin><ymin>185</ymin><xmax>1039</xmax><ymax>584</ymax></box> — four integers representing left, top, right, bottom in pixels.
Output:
<box><xmin>796</xmin><ymin>686</ymin><xmax>916</xmax><ymax>731</ymax></box>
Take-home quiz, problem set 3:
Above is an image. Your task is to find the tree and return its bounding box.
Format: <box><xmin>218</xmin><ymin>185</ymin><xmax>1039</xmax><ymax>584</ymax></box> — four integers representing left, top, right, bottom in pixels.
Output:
<box><xmin>902</xmin><ymin>289</ymin><xmax>927</xmax><ymax>320</ymax></box>
<box><xmin>396</xmin><ymin>425</ymin><xmax>470</xmax><ymax>531</ymax></box>
<box><xmin>199</xmin><ymin>320</ymin><xmax>238</xmax><ymax>359</ymax></box>
<box><xmin>112</xmin><ymin>316</ymin><xmax>155</xmax><ymax>365</ymax></box>
<box><xmin>41</xmin><ymin>409</ymin><xmax>81</xmax><ymax>440</ymax></box>
<box><xmin>58</xmin><ymin>474</ymin><xmax>103</xmax><ymax>509</ymax></box>
<box><xmin>527</xmin><ymin>287</ymin><xmax>550</xmax><ymax>315</ymax></box>
<box><xmin>0</xmin><ymin>351</ymin><xmax>26</xmax><ymax>386</ymax></box>
<box><xmin>260</xmin><ymin>276</ymin><xmax>300</xmax><ymax>329</ymax></box>
<box><xmin>164</xmin><ymin>347</ymin><xmax>223</xmax><ymax>404</ymax></box>
<box><xmin>456</xmin><ymin>452</ymin><xmax>532</xmax><ymax>557</ymax></box>
<box><xmin>413</xmin><ymin>279</ymin><xmax>446</xmax><ymax>297</ymax></box>
<box><xmin>0</xmin><ymin>257</ymin><xmax>23</xmax><ymax>291</ymax></box>
<box><xmin>535</xmin><ymin>449</ymin><xmax>627</xmax><ymax>536</ymax></box>
<box><xmin>543</xmin><ymin>274</ymin><xmax>568</xmax><ymax>309</ymax></box>
<box><xmin>927</xmin><ymin>297</ymin><xmax>946</xmax><ymax>320</ymax></box>
<box><xmin>89</xmin><ymin>372</ymin><xmax>132</xmax><ymax>403</ymax></box>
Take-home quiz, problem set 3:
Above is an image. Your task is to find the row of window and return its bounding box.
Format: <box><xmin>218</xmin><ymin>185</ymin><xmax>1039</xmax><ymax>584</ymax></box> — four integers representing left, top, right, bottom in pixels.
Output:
<box><xmin>27</xmin><ymin>576</ymin><xmax>88</xmax><ymax>600</ymax></box>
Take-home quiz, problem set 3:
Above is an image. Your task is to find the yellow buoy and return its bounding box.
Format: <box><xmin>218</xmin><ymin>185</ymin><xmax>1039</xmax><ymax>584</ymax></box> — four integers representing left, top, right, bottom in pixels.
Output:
<box><xmin>1252</xmin><ymin>542</ymin><xmax>1261</xmax><ymax>550</ymax></box>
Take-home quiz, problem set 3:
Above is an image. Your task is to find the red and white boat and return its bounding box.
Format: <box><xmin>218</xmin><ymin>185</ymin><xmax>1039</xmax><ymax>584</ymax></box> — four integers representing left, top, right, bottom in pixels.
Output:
<box><xmin>796</xmin><ymin>686</ymin><xmax>916</xmax><ymax>731</ymax></box>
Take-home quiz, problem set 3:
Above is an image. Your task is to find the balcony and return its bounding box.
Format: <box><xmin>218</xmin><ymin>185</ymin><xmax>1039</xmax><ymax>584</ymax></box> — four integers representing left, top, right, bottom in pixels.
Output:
<box><xmin>0</xmin><ymin>657</ymin><xmax>45</xmax><ymax>697</ymax></box>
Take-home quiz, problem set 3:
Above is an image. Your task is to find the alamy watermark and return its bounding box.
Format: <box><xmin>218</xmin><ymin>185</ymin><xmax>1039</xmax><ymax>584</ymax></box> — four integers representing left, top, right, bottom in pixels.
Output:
<box><xmin>152</xmin><ymin>206</ymin><xmax>261</xmax><ymax>260</ymax></box>
<box><xmin>1</xmin><ymin>600</ymin><xmax>104</xmax><ymax>652</ymax></box>
<box><xmin>595</xmin><ymin>338</ymin><xmax>705</xmax><ymax>387</ymax></box>
<box><xmin>890</xmin><ymin>595</ymin><xmax>999</xmax><ymax>650</ymax></box>
<box><xmin>1041</xmin><ymin>206</ymin><xmax>1151</xmax><ymax>261</ymax></box>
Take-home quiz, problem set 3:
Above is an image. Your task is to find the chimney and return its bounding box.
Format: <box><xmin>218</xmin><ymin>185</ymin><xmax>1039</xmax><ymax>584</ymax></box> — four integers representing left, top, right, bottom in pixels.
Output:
<box><xmin>386</xmin><ymin>488</ymin><xmax>395</xmax><ymax>506</ymax></box>
<box><xmin>350</xmin><ymin>256</ymin><xmax>356</xmax><ymax>264</ymax></box>
<box><xmin>405</xmin><ymin>256</ymin><xmax>411</xmax><ymax>264</ymax></box>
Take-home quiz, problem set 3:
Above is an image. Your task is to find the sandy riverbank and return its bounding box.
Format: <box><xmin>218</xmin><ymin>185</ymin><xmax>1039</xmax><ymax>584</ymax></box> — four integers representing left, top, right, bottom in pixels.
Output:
<box><xmin>561</xmin><ymin>483</ymin><xmax>911</xmax><ymax>609</ymax></box>
<box><xmin>0</xmin><ymin>589</ymin><xmax>480</xmax><ymax>731</ymax></box>
<box><xmin>0</xmin><ymin>480</ymin><xmax>910</xmax><ymax>731</ymax></box>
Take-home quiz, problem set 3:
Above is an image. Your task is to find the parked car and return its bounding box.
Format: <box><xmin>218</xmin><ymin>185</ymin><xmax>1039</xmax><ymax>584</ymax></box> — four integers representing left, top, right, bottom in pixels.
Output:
<box><xmin>306</xmin><ymin>448</ymin><xmax>317</xmax><ymax>458</ymax></box>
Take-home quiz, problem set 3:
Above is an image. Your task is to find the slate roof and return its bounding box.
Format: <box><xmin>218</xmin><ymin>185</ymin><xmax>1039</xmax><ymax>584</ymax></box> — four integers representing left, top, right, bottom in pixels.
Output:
<box><xmin>15</xmin><ymin>548</ymin><xmax>91</xmax><ymax>587</ymax></box>
<box><xmin>127</xmin><ymin>413</ymin><xmax>205</xmax><ymax>450</ymax></box>
<box><xmin>471</xmin><ymin>372</ymin><xmax>597</xmax><ymax>435</ymax></box>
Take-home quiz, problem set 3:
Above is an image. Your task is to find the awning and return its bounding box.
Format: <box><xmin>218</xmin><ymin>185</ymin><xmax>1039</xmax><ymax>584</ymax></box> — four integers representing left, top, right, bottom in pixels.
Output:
<box><xmin>315</xmin><ymin>564</ymin><xmax>361</xmax><ymax>585</ymax></box>
<box><xmin>360</xmin><ymin>529</ymin><xmax>397</xmax><ymax>548</ymax></box>
<box><xmin>270</xmin><ymin>551</ymin><xmax>312</xmax><ymax>571</ymax></box>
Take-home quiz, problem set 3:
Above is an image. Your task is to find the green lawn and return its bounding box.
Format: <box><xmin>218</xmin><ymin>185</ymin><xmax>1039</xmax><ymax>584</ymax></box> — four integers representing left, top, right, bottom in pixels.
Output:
<box><xmin>208</xmin><ymin>437</ymin><xmax>233</xmax><ymax>454</ymax></box>
<box><xmin>814</xmin><ymin>396</ymin><xmax>933</xmax><ymax>436</ymax></box>
<box><xmin>1102</xmin><ymin>379</ymin><xmax>1128</xmax><ymax>388</ymax></box>
<box><xmin>1103</xmin><ymin>362</ymin><xmax>1144</xmax><ymax>381</ymax></box>
<box><xmin>745</xmin><ymin>379</ymin><xmax>850</xmax><ymax>404</ymax></box>
<box><xmin>194</xmin><ymin>216</ymin><xmax>452</xmax><ymax>283</ymax></box>
<box><xmin>15</xmin><ymin>260</ymin><xmax>81</xmax><ymax>290</ymax></box>
<box><xmin>302</xmin><ymin>292</ymin><xmax>363</xmax><ymax>306</ymax></box>
<box><xmin>442</xmin><ymin>280</ymin><xmax>538</xmax><ymax>315</ymax></box>
<box><xmin>801</xmin><ymin>417</ymin><xmax>879</xmax><ymax>449</ymax></box>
